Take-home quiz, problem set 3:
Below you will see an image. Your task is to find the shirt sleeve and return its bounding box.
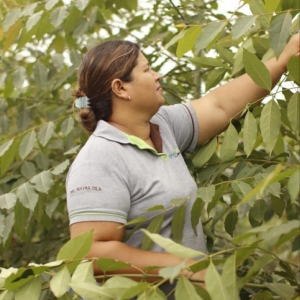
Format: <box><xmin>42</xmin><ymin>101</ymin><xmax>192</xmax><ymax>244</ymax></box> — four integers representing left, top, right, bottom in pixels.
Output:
<box><xmin>155</xmin><ymin>103</ymin><xmax>199</xmax><ymax>153</ymax></box>
<box><xmin>66</xmin><ymin>159</ymin><xmax>130</xmax><ymax>225</ymax></box>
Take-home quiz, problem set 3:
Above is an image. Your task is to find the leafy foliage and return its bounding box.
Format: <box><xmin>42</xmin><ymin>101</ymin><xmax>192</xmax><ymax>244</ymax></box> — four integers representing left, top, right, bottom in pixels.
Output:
<box><xmin>0</xmin><ymin>0</ymin><xmax>299</xmax><ymax>299</ymax></box>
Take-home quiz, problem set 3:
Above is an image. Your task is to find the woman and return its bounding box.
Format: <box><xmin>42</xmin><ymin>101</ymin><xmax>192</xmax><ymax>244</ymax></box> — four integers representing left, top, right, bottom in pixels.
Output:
<box><xmin>66</xmin><ymin>34</ymin><xmax>300</xmax><ymax>296</ymax></box>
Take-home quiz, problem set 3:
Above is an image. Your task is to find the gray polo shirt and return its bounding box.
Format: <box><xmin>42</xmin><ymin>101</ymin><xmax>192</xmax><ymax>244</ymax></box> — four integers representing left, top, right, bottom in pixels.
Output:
<box><xmin>66</xmin><ymin>103</ymin><xmax>207</xmax><ymax>254</ymax></box>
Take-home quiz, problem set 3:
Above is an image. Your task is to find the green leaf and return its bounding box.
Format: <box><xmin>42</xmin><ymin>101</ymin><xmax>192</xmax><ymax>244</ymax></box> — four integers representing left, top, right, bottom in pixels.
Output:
<box><xmin>232</xmin><ymin>16</ymin><xmax>257</xmax><ymax>41</ymax></box>
<box><xmin>197</xmin><ymin>185</ymin><xmax>215</xmax><ymax>203</ymax></box>
<box><xmin>224</xmin><ymin>209</ymin><xmax>238</xmax><ymax>237</ymax></box>
<box><xmin>164</xmin><ymin>29</ymin><xmax>187</xmax><ymax>50</ymax></box>
<box><xmin>171</xmin><ymin>205</ymin><xmax>186</xmax><ymax>244</ymax></box>
<box><xmin>141</xmin><ymin>230</ymin><xmax>206</xmax><ymax>259</ymax></box>
<box><xmin>270</xmin><ymin>13</ymin><xmax>292</xmax><ymax>58</ymax></box>
<box><xmin>75</xmin><ymin>0</ymin><xmax>89</xmax><ymax>11</ymax></box>
<box><xmin>33</xmin><ymin>61</ymin><xmax>48</xmax><ymax>86</ymax></box>
<box><xmin>69</xmin><ymin>282</ymin><xmax>108</xmax><ymax>299</ymax></box>
<box><xmin>0</xmin><ymin>193</ymin><xmax>17</xmax><ymax>210</ymax></box>
<box><xmin>159</xmin><ymin>261</ymin><xmax>185</xmax><ymax>284</ymax></box>
<box><xmin>38</xmin><ymin>122</ymin><xmax>55</xmax><ymax>147</ymax></box>
<box><xmin>249</xmin><ymin>200</ymin><xmax>267</xmax><ymax>222</ymax></box>
<box><xmin>177</xmin><ymin>26</ymin><xmax>202</xmax><ymax>58</ymax></box>
<box><xmin>52</xmin><ymin>159</ymin><xmax>70</xmax><ymax>175</ymax></box>
<box><xmin>192</xmin><ymin>137</ymin><xmax>217</xmax><ymax>168</ymax></box>
<box><xmin>221</xmin><ymin>253</ymin><xmax>238</xmax><ymax>300</ymax></box>
<box><xmin>22</xmin><ymin>3</ymin><xmax>38</xmax><ymax>16</ymax></box>
<box><xmin>243</xmin><ymin>49</ymin><xmax>272</xmax><ymax>91</ymax></box>
<box><xmin>0</xmin><ymin>140</ymin><xmax>13</xmax><ymax>157</ymax></box>
<box><xmin>189</xmin><ymin>57</ymin><xmax>226</xmax><ymax>68</ymax></box>
<box><xmin>16</xmin><ymin>183</ymin><xmax>39</xmax><ymax>211</ymax></box>
<box><xmin>260</xmin><ymin>100</ymin><xmax>281</xmax><ymax>153</ymax></box>
<box><xmin>263</xmin><ymin>0</ymin><xmax>281</xmax><ymax>12</ymax></box>
<box><xmin>287</xmin><ymin>92</ymin><xmax>300</xmax><ymax>137</ymax></box>
<box><xmin>26</xmin><ymin>11</ymin><xmax>43</xmax><ymax>31</ymax></box>
<box><xmin>287</xmin><ymin>169</ymin><xmax>300</xmax><ymax>202</ymax></box>
<box><xmin>96</xmin><ymin>258</ymin><xmax>131</xmax><ymax>273</ymax></box>
<box><xmin>120</xmin><ymin>282</ymin><xmax>148</xmax><ymax>300</ymax></box>
<box><xmin>141</xmin><ymin>214</ymin><xmax>164</xmax><ymax>250</ymax></box>
<box><xmin>264</xmin><ymin>283</ymin><xmax>295</xmax><ymax>299</ymax></box>
<box><xmin>101</xmin><ymin>277</ymin><xmax>138</xmax><ymax>298</ymax></box>
<box><xmin>30</xmin><ymin>171</ymin><xmax>53</xmax><ymax>193</ymax></box>
<box><xmin>57</xmin><ymin>230</ymin><xmax>93</xmax><ymax>261</ymax></box>
<box><xmin>243</xmin><ymin>110</ymin><xmax>257</xmax><ymax>156</ymax></box>
<box><xmin>61</xmin><ymin>117</ymin><xmax>75</xmax><ymax>136</ymax></box>
<box><xmin>175</xmin><ymin>276</ymin><xmax>203</xmax><ymax>300</ymax></box>
<box><xmin>12</xmin><ymin>67</ymin><xmax>26</xmax><ymax>89</ymax></box>
<box><xmin>205</xmin><ymin>68</ymin><xmax>227</xmax><ymax>91</ymax></box>
<box><xmin>170</xmin><ymin>197</ymin><xmax>188</xmax><ymax>207</ymax></box>
<box><xmin>0</xmin><ymin>290</ymin><xmax>14</xmax><ymax>300</ymax></box>
<box><xmin>220</xmin><ymin>123</ymin><xmax>239</xmax><ymax>163</ymax></box>
<box><xmin>287</xmin><ymin>56</ymin><xmax>300</xmax><ymax>85</ymax></box>
<box><xmin>50</xmin><ymin>266</ymin><xmax>71</xmax><ymax>298</ymax></box>
<box><xmin>248</xmin><ymin>0</ymin><xmax>270</xmax><ymax>28</ymax></box>
<box><xmin>50</xmin><ymin>6</ymin><xmax>67</xmax><ymax>27</ymax></box>
<box><xmin>195</xmin><ymin>21</ymin><xmax>227</xmax><ymax>52</ymax></box>
<box><xmin>72</xmin><ymin>261</ymin><xmax>96</xmax><ymax>284</ymax></box>
<box><xmin>14</xmin><ymin>276</ymin><xmax>41</xmax><ymax>300</ymax></box>
<box><xmin>270</xmin><ymin>196</ymin><xmax>285</xmax><ymax>218</ymax></box>
<box><xmin>238</xmin><ymin>254</ymin><xmax>273</xmax><ymax>289</ymax></box>
<box><xmin>3</xmin><ymin>8</ymin><xmax>21</xmax><ymax>31</ymax></box>
<box><xmin>191</xmin><ymin>198</ymin><xmax>205</xmax><ymax>234</ymax></box>
<box><xmin>205</xmin><ymin>260</ymin><xmax>230</xmax><ymax>300</ymax></box>
<box><xmin>231</xmin><ymin>181</ymin><xmax>254</xmax><ymax>204</ymax></box>
<box><xmin>19</xmin><ymin>131</ymin><xmax>36</xmax><ymax>160</ymax></box>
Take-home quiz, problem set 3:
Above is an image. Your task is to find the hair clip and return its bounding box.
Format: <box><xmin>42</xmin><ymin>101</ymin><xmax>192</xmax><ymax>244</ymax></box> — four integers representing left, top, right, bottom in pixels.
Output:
<box><xmin>74</xmin><ymin>96</ymin><xmax>90</xmax><ymax>109</ymax></box>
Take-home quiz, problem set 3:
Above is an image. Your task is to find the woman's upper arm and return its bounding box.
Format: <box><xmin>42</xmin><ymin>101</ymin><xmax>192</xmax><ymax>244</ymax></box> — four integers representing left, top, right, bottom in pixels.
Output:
<box><xmin>70</xmin><ymin>221</ymin><xmax>125</xmax><ymax>242</ymax></box>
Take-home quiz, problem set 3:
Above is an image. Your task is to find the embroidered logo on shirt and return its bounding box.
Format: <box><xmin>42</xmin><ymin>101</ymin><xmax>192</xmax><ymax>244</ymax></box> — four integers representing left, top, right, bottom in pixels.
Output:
<box><xmin>70</xmin><ymin>186</ymin><xmax>102</xmax><ymax>194</ymax></box>
<box><xmin>168</xmin><ymin>147</ymin><xmax>180</xmax><ymax>159</ymax></box>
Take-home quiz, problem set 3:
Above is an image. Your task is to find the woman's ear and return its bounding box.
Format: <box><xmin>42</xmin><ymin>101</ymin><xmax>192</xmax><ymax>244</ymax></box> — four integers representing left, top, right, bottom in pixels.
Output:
<box><xmin>111</xmin><ymin>79</ymin><xmax>130</xmax><ymax>100</ymax></box>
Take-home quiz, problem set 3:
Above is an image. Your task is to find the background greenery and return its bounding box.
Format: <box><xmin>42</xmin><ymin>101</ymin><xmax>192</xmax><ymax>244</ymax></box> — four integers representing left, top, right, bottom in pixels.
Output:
<box><xmin>0</xmin><ymin>0</ymin><xmax>299</xmax><ymax>299</ymax></box>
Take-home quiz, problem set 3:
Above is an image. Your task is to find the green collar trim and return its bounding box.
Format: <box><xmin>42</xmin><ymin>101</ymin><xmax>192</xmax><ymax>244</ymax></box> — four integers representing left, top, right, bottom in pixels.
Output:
<box><xmin>125</xmin><ymin>134</ymin><xmax>168</xmax><ymax>161</ymax></box>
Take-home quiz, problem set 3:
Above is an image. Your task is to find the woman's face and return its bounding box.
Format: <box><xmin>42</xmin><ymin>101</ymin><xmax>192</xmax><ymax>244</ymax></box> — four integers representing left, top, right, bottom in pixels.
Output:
<box><xmin>125</xmin><ymin>52</ymin><xmax>164</xmax><ymax>115</ymax></box>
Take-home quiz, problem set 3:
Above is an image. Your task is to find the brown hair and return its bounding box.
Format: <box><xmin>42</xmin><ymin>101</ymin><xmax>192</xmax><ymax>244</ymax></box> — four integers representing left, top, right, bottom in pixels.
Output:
<box><xmin>74</xmin><ymin>40</ymin><xmax>140</xmax><ymax>132</ymax></box>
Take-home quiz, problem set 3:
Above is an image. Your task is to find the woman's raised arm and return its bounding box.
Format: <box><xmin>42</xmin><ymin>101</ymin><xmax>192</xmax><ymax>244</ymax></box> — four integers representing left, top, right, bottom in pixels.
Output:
<box><xmin>190</xmin><ymin>33</ymin><xmax>300</xmax><ymax>145</ymax></box>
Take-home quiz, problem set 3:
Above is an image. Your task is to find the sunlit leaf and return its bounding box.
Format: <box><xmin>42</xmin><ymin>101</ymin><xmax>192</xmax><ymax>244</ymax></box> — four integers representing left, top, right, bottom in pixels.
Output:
<box><xmin>0</xmin><ymin>140</ymin><xmax>13</xmax><ymax>157</ymax></box>
<box><xmin>270</xmin><ymin>13</ymin><xmax>292</xmax><ymax>58</ymax></box>
<box><xmin>260</xmin><ymin>100</ymin><xmax>281</xmax><ymax>153</ymax></box>
<box><xmin>224</xmin><ymin>209</ymin><xmax>238</xmax><ymax>237</ymax></box>
<box><xmin>177</xmin><ymin>26</ymin><xmax>201</xmax><ymax>58</ymax></box>
<box><xmin>221</xmin><ymin>253</ymin><xmax>238</xmax><ymax>300</ymax></box>
<box><xmin>175</xmin><ymin>276</ymin><xmax>203</xmax><ymax>299</ymax></box>
<box><xmin>52</xmin><ymin>159</ymin><xmax>70</xmax><ymax>175</ymax></box>
<box><xmin>197</xmin><ymin>185</ymin><xmax>215</xmax><ymax>203</ymax></box>
<box><xmin>232</xmin><ymin>16</ymin><xmax>257</xmax><ymax>41</ymax></box>
<box><xmin>72</xmin><ymin>261</ymin><xmax>96</xmax><ymax>284</ymax></box>
<box><xmin>164</xmin><ymin>29</ymin><xmax>186</xmax><ymax>50</ymax></box>
<box><xmin>45</xmin><ymin>0</ymin><xmax>60</xmax><ymax>10</ymax></box>
<box><xmin>287</xmin><ymin>169</ymin><xmax>300</xmax><ymax>202</ymax></box>
<box><xmin>30</xmin><ymin>171</ymin><xmax>53</xmax><ymax>193</ymax></box>
<box><xmin>16</xmin><ymin>183</ymin><xmax>39</xmax><ymax>211</ymax></box>
<box><xmin>243</xmin><ymin>110</ymin><xmax>257</xmax><ymax>156</ymax></box>
<box><xmin>22</xmin><ymin>3</ymin><xmax>38</xmax><ymax>16</ymax></box>
<box><xmin>141</xmin><ymin>214</ymin><xmax>164</xmax><ymax>250</ymax></box>
<box><xmin>12</xmin><ymin>67</ymin><xmax>26</xmax><ymax>89</ymax></box>
<box><xmin>3</xmin><ymin>21</ymin><xmax>21</xmax><ymax>54</ymax></box>
<box><xmin>38</xmin><ymin>122</ymin><xmax>55</xmax><ymax>147</ymax></box>
<box><xmin>26</xmin><ymin>11</ymin><xmax>43</xmax><ymax>31</ymax></box>
<box><xmin>3</xmin><ymin>8</ymin><xmax>21</xmax><ymax>31</ymax></box>
<box><xmin>61</xmin><ymin>117</ymin><xmax>74</xmax><ymax>136</ymax></box>
<box><xmin>263</xmin><ymin>0</ymin><xmax>281</xmax><ymax>12</ymax></box>
<box><xmin>141</xmin><ymin>230</ymin><xmax>206</xmax><ymax>258</ymax></box>
<box><xmin>195</xmin><ymin>21</ymin><xmax>227</xmax><ymax>52</ymax></box>
<box><xmin>19</xmin><ymin>131</ymin><xmax>36</xmax><ymax>160</ymax></box>
<box><xmin>50</xmin><ymin>6</ymin><xmax>67</xmax><ymax>28</ymax></box>
<box><xmin>287</xmin><ymin>92</ymin><xmax>300</xmax><ymax>137</ymax></box>
<box><xmin>14</xmin><ymin>276</ymin><xmax>41</xmax><ymax>300</ymax></box>
<box><xmin>101</xmin><ymin>277</ymin><xmax>138</xmax><ymax>298</ymax></box>
<box><xmin>0</xmin><ymin>193</ymin><xmax>17</xmax><ymax>210</ymax></box>
<box><xmin>159</xmin><ymin>261</ymin><xmax>185</xmax><ymax>284</ymax></box>
<box><xmin>57</xmin><ymin>230</ymin><xmax>93</xmax><ymax>261</ymax></box>
<box><xmin>248</xmin><ymin>0</ymin><xmax>270</xmax><ymax>28</ymax></box>
<box><xmin>264</xmin><ymin>283</ymin><xmax>295</xmax><ymax>299</ymax></box>
<box><xmin>75</xmin><ymin>0</ymin><xmax>89</xmax><ymax>11</ymax></box>
<box><xmin>243</xmin><ymin>49</ymin><xmax>272</xmax><ymax>91</ymax></box>
<box><xmin>50</xmin><ymin>266</ymin><xmax>71</xmax><ymax>298</ymax></box>
<box><xmin>69</xmin><ymin>282</ymin><xmax>107</xmax><ymax>299</ymax></box>
<box><xmin>205</xmin><ymin>260</ymin><xmax>230</xmax><ymax>300</ymax></box>
<box><xmin>220</xmin><ymin>123</ymin><xmax>239</xmax><ymax>162</ymax></box>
